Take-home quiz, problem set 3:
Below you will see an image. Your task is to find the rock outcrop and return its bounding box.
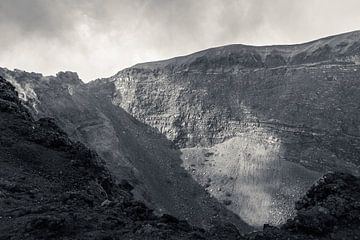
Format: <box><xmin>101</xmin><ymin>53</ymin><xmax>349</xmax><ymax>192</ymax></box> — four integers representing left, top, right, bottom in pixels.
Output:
<box><xmin>84</xmin><ymin>31</ymin><xmax>360</xmax><ymax>226</ymax></box>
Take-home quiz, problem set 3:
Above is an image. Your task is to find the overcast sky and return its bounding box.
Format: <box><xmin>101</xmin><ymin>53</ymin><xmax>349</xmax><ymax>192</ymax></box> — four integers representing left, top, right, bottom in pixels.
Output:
<box><xmin>0</xmin><ymin>0</ymin><xmax>359</xmax><ymax>82</ymax></box>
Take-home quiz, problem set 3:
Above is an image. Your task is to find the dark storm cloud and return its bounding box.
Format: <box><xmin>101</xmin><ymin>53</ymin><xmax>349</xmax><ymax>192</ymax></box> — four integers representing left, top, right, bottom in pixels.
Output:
<box><xmin>0</xmin><ymin>0</ymin><xmax>359</xmax><ymax>81</ymax></box>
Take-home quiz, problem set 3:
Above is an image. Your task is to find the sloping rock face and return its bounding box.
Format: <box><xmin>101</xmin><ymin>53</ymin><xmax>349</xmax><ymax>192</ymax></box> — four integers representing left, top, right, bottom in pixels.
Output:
<box><xmin>0</xmin><ymin>70</ymin><xmax>250</xmax><ymax>231</ymax></box>
<box><xmin>106</xmin><ymin>31</ymin><xmax>360</xmax><ymax>172</ymax></box>
<box><xmin>0</xmin><ymin>76</ymin><xmax>248</xmax><ymax>240</ymax></box>
<box><xmin>85</xmin><ymin>31</ymin><xmax>360</xmax><ymax>225</ymax></box>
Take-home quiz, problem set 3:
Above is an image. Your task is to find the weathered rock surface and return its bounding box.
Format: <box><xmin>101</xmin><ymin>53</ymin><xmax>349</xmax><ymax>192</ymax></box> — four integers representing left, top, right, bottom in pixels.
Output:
<box><xmin>85</xmin><ymin>31</ymin><xmax>360</xmax><ymax>225</ymax></box>
<box><xmin>105</xmin><ymin>31</ymin><xmax>360</xmax><ymax>172</ymax></box>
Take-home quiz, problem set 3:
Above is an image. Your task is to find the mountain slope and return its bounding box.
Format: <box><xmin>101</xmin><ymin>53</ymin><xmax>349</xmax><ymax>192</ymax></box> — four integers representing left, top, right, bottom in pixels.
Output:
<box><xmin>1</xmin><ymin>75</ymin><xmax>360</xmax><ymax>239</ymax></box>
<box><xmin>107</xmin><ymin>30</ymin><xmax>360</xmax><ymax>168</ymax></box>
<box><xmin>88</xmin><ymin>31</ymin><xmax>360</xmax><ymax>226</ymax></box>
<box><xmin>1</xmin><ymin>31</ymin><xmax>360</xmax><ymax>227</ymax></box>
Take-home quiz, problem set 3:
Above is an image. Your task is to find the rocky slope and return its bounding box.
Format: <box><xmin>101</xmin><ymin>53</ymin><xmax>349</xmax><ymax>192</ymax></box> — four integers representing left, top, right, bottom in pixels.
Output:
<box><xmin>85</xmin><ymin>31</ymin><xmax>360</xmax><ymax>225</ymax></box>
<box><xmin>106</xmin><ymin>30</ymin><xmax>360</xmax><ymax>171</ymax></box>
<box><xmin>0</xmin><ymin>70</ymin><xmax>249</xmax><ymax>231</ymax></box>
<box><xmin>1</xmin><ymin>77</ymin><xmax>359</xmax><ymax>240</ymax></box>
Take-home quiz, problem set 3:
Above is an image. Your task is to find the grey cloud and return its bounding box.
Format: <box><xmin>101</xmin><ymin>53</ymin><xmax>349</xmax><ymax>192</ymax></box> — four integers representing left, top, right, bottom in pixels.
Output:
<box><xmin>0</xmin><ymin>0</ymin><xmax>359</xmax><ymax>81</ymax></box>
<box><xmin>0</xmin><ymin>0</ymin><xmax>74</xmax><ymax>37</ymax></box>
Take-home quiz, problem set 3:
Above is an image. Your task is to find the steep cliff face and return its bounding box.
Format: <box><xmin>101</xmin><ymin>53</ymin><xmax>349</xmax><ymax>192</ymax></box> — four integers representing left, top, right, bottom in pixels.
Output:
<box><xmin>0</xmin><ymin>69</ymin><xmax>250</xmax><ymax>231</ymax></box>
<box><xmin>106</xmin><ymin>31</ymin><xmax>360</xmax><ymax>172</ymax></box>
<box><xmin>88</xmin><ymin>31</ymin><xmax>360</xmax><ymax>225</ymax></box>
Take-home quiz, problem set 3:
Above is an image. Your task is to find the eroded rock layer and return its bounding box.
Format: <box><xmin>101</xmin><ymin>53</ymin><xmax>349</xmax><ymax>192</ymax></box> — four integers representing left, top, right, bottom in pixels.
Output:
<box><xmin>83</xmin><ymin>31</ymin><xmax>360</xmax><ymax>225</ymax></box>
